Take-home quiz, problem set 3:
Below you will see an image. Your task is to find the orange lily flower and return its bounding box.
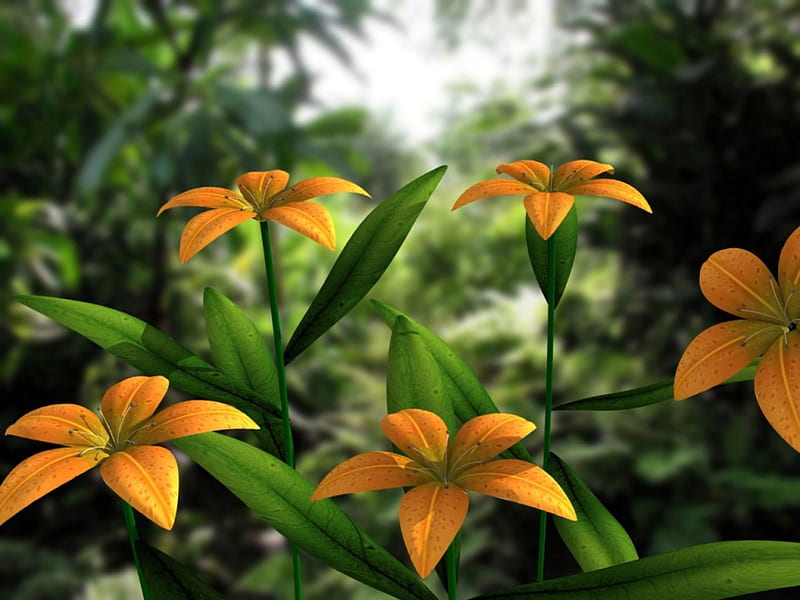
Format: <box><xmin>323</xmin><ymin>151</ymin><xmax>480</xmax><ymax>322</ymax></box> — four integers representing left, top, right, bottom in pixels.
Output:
<box><xmin>0</xmin><ymin>376</ymin><xmax>259</xmax><ymax>529</ymax></box>
<box><xmin>453</xmin><ymin>159</ymin><xmax>651</xmax><ymax>240</ymax></box>
<box><xmin>310</xmin><ymin>408</ymin><xmax>576</xmax><ymax>578</ymax></box>
<box><xmin>157</xmin><ymin>170</ymin><xmax>370</xmax><ymax>262</ymax></box>
<box><xmin>674</xmin><ymin>226</ymin><xmax>800</xmax><ymax>451</ymax></box>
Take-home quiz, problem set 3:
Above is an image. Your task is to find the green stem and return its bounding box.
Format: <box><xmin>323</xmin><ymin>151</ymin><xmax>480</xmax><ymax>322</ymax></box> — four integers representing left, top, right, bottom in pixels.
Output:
<box><xmin>120</xmin><ymin>501</ymin><xmax>152</xmax><ymax>600</ymax></box>
<box><xmin>536</xmin><ymin>236</ymin><xmax>557</xmax><ymax>582</ymax></box>
<box><xmin>446</xmin><ymin>538</ymin><xmax>459</xmax><ymax>600</ymax></box>
<box><xmin>260</xmin><ymin>222</ymin><xmax>303</xmax><ymax>600</ymax></box>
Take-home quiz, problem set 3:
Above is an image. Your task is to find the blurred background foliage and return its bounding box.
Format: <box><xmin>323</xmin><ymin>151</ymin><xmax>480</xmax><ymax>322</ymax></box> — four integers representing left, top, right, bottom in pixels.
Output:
<box><xmin>2</xmin><ymin>0</ymin><xmax>800</xmax><ymax>598</ymax></box>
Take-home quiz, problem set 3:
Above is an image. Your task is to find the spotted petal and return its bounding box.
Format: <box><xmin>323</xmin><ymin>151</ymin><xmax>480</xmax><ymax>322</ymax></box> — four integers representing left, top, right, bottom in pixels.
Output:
<box><xmin>178</xmin><ymin>207</ymin><xmax>256</xmax><ymax>263</ymax></box>
<box><xmin>270</xmin><ymin>176</ymin><xmax>370</xmax><ymax>207</ymax></box>
<box><xmin>0</xmin><ymin>447</ymin><xmax>101</xmax><ymax>526</ymax></box>
<box><xmin>496</xmin><ymin>160</ymin><xmax>550</xmax><ymax>190</ymax></box>
<box><xmin>156</xmin><ymin>187</ymin><xmax>248</xmax><ymax>216</ymax></box>
<box><xmin>553</xmin><ymin>160</ymin><xmax>615</xmax><ymax>190</ymax></box>
<box><xmin>452</xmin><ymin>179</ymin><xmax>534</xmax><ymax>211</ymax></box>
<box><xmin>674</xmin><ymin>320</ymin><xmax>781</xmax><ymax>401</ymax></box>
<box><xmin>449</xmin><ymin>413</ymin><xmax>535</xmax><ymax>464</ymax></box>
<box><xmin>564</xmin><ymin>179</ymin><xmax>651</xmax><ymax>214</ymax></box>
<box><xmin>6</xmin><ymin>404</ymin><xmax>107</xmax><ymax>447</ymax></box>
<box><xmin>101</xmin><ymin>376</ymin><xmax>168</xmax><ymax>440</ymax></box>
<box><xmin>778</xmin><ymin>225</ymin><xmax>800</xmax><ymax>318</ymax></box>
<box><xmin>382</xmin><ymin>409</ymin><xmax>449</xmax><ymax>465</ymax></box>
<box><xmin>236</xmin><ymin>170</ymin><xmax>290</xmax><ymax>207</ymax></box>
<box><xmin>523</xmin><ymin>191</ymin><xmax>575</xmax><ymax>240</ymax></box>
<box><xmin>310</xmin><ymin>451</ymin><xmax>430</xmax><ymax>501</ymax></box>
<box><xmin>754</xmin><ymin>332</ymin><xmax>800</xmax><ymax>452</ymax></box>
<box><xmin>132</xmin><ymin>400</ymin><xmax>259</xmax><ymax>445</ymax></box>
<box><xmin>700</xmin><ymin>248</ymin><xmax>784</xmax><ymax>321</ymax></box>
<box><xmin>100</xmin><ymin>445</ymin><xmax>179</xmax><ymax>530</ymax></box>
<box><xmin>456</xmin><ymin>459</ymin><xmax>576</xmax><ymax>520</ymax></box>
<box><xmin>399</xmin><ymin>481</ymin><xmax>469</xmax><ymax>578</ymax></box>
<box><xmin>262</xmin><ymin>201</ymin><xmax>336</xmax><ymax>250</ymax></box>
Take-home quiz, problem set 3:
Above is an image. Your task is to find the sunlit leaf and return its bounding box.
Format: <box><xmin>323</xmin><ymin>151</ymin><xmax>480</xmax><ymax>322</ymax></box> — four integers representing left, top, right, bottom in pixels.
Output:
<box><xmin>469</xmin><ymin>541</ymin><xmax>800</xmax><ymax>599</ymax></box>
<box><xmin>284</xmin><ymin>166</ymin><xmax>447</xmax><ymax>363</ymax></box>
<box><xmin>548</xmin><ymin>453</ymin><xmax>638</xmax><ymax>572</ymax></box>
<box><xmin>174</xmin><ymin>433</ymin><xmax>437</xmax><ymax>600</ymax></box>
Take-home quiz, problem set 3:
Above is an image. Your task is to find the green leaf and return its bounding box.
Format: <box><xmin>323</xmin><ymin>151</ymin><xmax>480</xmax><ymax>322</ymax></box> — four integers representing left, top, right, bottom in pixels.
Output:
<box><xmin>387</xmin><ymin>315</ymin><xmax>458</xmax><ymax>434</ymax></box>
<box><xmin>548</xmin><ymin>453</ymin><xmax>637</xmax><ymax>572</ymax></box>
<box><xmin>469</xmin><ymin>541</ymin><xmax>800</xmax><ymax>599</ymax></box>
<box><xmin>555</xmin><ymin>365</ymin><xmax>757</xmax><ymax>411</ymax></box>
<box><xmin>136</xmin><ymin>541</ymin><xmax>223</xmax><ymax>600</ymax></box>
<box><xmin>284</xmin><ymin>166</ymin><xmax>447</xmax><ymax>363</ymax></box>
<box><xmin>15</xmin><ymin>295</ymin><xmax>285</xmax><ymax>458</ymax></box>
<box><xmin>203</xmin><ymin>288</ymin><xmax>279</xmax><ymax>409</ymax></box>
<box><xmin>373</xmin><ymin>300</ymin><xmax>532</xmax><ymax>462</ymax></box>
<box><xmin>525</xmin><ymin>206</ymin><xmax>578</xmax><ymax>307</ymax></box>
<box><xmin>174</xmin><ymin>433</ymin><xmax>437</xmax><ymax>600</ymax></box>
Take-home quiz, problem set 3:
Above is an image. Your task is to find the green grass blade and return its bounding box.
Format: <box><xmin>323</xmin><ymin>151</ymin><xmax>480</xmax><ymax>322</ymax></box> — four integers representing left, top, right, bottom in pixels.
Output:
<box><xmin>136</xmin><ymin>542</ymin><xmax>224</xmax><ymax>600</ymax></box>
<box><xmin>174</xmin><ymin>433</ymin><xmax>437</xmax><ymax>600</ymax></box>
<box><xmin>555</xmin><ymin>365</ymin><xmax>757</xmax><ymax>411</ymax></box>
<box><xmin>15</xmin><ymin>294</ymin><xmax>285</xmax><ymax>458</ymax></box>
<box><xmin>548</xmin><ymin>453</ymin><xmax>637</xmax><ymax>572</ymax></box>
<box><xmin>469</xmin><ymin>541</ymin><xmax>800</xmax><ymax>599</ymax></box>
<box><xmin>284</xmin><ymin>166</ymin><xmax>447</xmax><ymax>363</ymax></box>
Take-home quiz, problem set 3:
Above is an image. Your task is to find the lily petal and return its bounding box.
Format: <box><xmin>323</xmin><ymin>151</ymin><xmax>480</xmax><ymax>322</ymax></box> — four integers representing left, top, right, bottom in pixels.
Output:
<box><xmin>236</xmin><ymin>170</ymin><xmax>290</xmax><ymax>207</ymax></box>
<box><xmin>0</xmin><ymin>447</ymin><xmax>101</xmax><ymax>526</ymax></box>
<box><xmin>778</xmin><ymin>225</ymin><xmax>800</xmax><ymax>318</ymax></box>
<box><xmin>754</xmin><ymin>332</ymin><xmax>800</xmax><ymax>452</ymax></box>
<box><xmin>700</xmin><ymin>248</ymin><xmax>784</xmax><ymax>321</ymax></box>
<box><xmin>449</xmin><ymin>413</ymin><xmax>535</xmax><ymax>464</ymax></box>
<box><xmin>452</xmin><ymin>179</ymin><xmax>534</xmax><ymax>211</ymax></box>
<box><xmin>554</xmin><ymin>160</ymin><xmax>614</xmax><ymax>190</ymax></box>
<box><xmin>496</xmin><ymin>160</ymin><xmax>550</xmax><ymax>191</ymax></box>
<box><xmin>262</xmin><ymin>201</ymin><xmax>336</xmax><ymax>250</ymax></box>
<box><xmin>674</xmin><ymin>320</ymin><xmax>781</xmax><ymax>400</ymax></box>
<box><xmin>456</xmin><ymin>459</ymin><xmax>576</xmax><ymax>520</ymax></box>
<box><xmin>381</xmin><ymin>409</ymin><xmax>449</xmax><ymax>465</ymax></box>
<box><xmin>270</xmin><ymin>176</ymin><xmax>370</xmax><ymax>207</ymax></box>
<box><xmin>399</xmin><ymin>481</ymin><xmax>469</xmax><ymax>578</ymax></box>
<box><xmin>178</xmin><ymin>207</ymin><xmax>256</xmax><ymax>263</ymax></box>
<box><xmin>100</xmin><ymin>445</ymin><xmax>178</xmax><ymax>530</ymax></box>
<box><xmin>522</xmin><ymin>191</ymin><xmax>575</xmax><ymax>240</ymax></box>
<box><xmin>101</xmin><ymin>376</ymin><xmax>168</xmax><ymax>440</ymax></box>
<box><xmin>132</xmin><ymin>400</ymin><xmax>259</xmax><ymax>445</ymax></box>
<box><xmin>156</xmin><ymin>187</ymin><xmax>248</xmax><ymax>216</ymax></box>
<box><xmin>564</xmin><ymin>179</ymin><xmax>652</xmax><ymax>213</ymax></box>
<box><xmin>310</xmin><ymin>451</ymin><xmax>430</xmax><ymax>501</ymax></box>
<box><xmin>6</xmin><ymin>404</ymin><xmax>107</xmax><ymax>447</ymax></box>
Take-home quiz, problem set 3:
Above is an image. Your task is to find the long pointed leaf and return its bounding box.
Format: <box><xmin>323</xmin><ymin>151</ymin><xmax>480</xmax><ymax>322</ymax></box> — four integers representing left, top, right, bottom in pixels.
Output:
<box><xmin>548</xmin><ymin>453</ymin><xmax>637</xmax><ymax>572</ymax></box>
<box><xmin>373</xmin><ymin>300</ymin><xmax>532</xmax><ymax>462</ymax></box>
<box><xmin>387</xmin><ymin>316</ymin><xmax>458</xmax><ymax>434</ymax></box>
<box><xmin>203</xmin><ymin>287</ymin><xmax>279</xmax><ymax>407</ymax></box>
<box><xmin>525</xmin><ymin>205</ymin><xmax>578</xmax><ymax>307</ymax></box>
<box><xmin>555</xmin><ymin>365</ymin><xmax>757</xmax><ymax>411</ymax></box>
<box><xmin>470</xmin><ymin>541</ymin><xmax>800</xmax><ymax>599</ymax></box>
<box><xmin>15</xmin><ymin>295</ymin><xmax>285</xmax><ymax>459</ymax></box>
<box><xmin>136</xmin><ymin>541</ymin><xmax>223</xmax><ymax>600</ymax></box>
<box><xmin>174</xmin><ymin>433</ymin><xmax>437</xmax><ymax>600</ymax></box>
<box><xmin>284</xmin><ymin>166</ymin><xmax>447</xmax><ymax>363</ymax></box>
